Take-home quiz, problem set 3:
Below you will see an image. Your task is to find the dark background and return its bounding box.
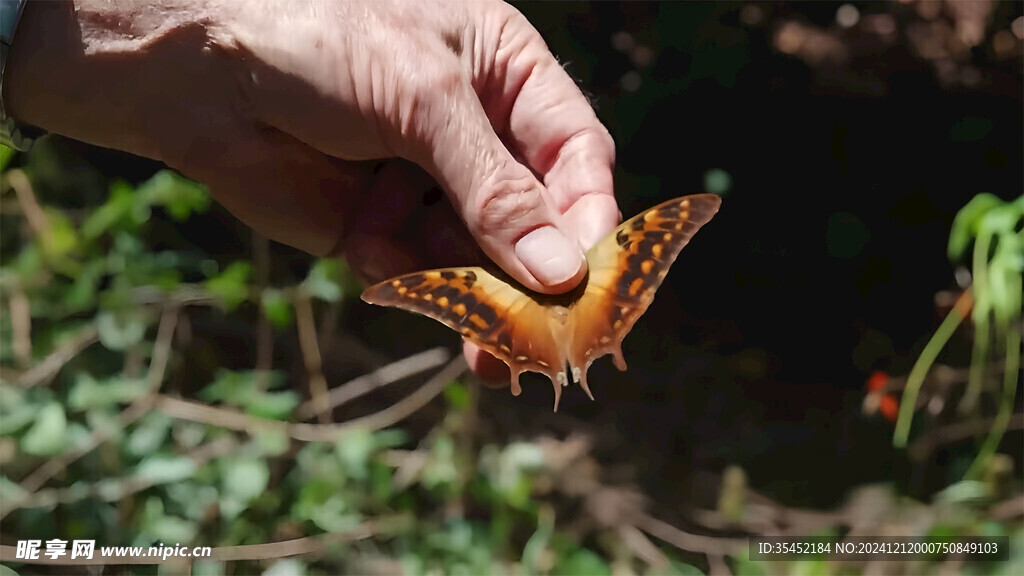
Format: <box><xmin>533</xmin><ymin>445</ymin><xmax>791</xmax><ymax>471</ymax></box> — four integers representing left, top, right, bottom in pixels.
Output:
<box><xmin>21</xmin><ymin>0</ymin><xmax>1023</xmax><ymax>520</ymax></box>
<box><xmin>499</xmin><ymin>0</ymin><xmax>1023</xmax><ymax>508</ymax></box>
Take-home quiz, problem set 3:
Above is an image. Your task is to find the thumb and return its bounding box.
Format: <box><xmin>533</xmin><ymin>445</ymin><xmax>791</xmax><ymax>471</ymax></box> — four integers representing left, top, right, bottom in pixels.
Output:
<box><xmin>409</xmin><ymin>87</ymin><xmax>586</xmax><ymax>294</ymax></box>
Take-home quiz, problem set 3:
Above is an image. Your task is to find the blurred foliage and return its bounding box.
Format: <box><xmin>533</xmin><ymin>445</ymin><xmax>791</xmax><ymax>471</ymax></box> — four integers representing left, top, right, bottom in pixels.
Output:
<box><xmin>2</xmin><ymin>0</ymin><xmax>1023</xmax><ymax>574</ymax></box>
<box><xmin>0</xmin><ymin>142</ymin><xmax>667</xmax><ymax>574</ymax></box>
<box><xmin>894</xmin><ymin>194</ymin><xmax>1022</xmax><ymax>477</ymax></box>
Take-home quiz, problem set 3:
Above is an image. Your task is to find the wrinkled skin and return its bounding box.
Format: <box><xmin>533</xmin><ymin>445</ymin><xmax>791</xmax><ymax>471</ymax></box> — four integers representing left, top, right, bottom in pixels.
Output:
<box><xmin>5</xmin><ymin>0</ymin><xmax>620</xmax><ymax>380</ymax></box>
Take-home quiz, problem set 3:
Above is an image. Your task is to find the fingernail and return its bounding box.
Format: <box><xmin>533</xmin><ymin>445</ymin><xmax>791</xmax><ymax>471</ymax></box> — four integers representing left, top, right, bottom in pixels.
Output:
<box><xmin>514</xmin><ymin>226</ymin><xmax>584</xmax><ymax>286</ymax></box>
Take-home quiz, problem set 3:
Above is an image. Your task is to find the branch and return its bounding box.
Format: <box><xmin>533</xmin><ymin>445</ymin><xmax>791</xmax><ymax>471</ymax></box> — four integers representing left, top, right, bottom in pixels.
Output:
<box><xmin>295</xmin><ymin>293</ymin><xmax>331</xmax><ymax>423</ymax></box>
<box><xmin>6</xmin><ymin>306</ymin><xmax>179</xmax><ymax>510</ymax></box>
<box><xmin>296</xmin><ymin>347</ymin><xmax>451</xmax><ymax>420</ymax></box>
<box><xmin>157</xmin><ymin>355</ymin><xmax>467</xmax><ymax>442</ymax></box>
<box><xmin>15</xmin><ymin>326</ymin><xmax>100</xmax><ymax>388</ymax></box>
<box><xmin>0</xmin><ymin>516</ymin><xmax>411</xmax><ymax>565</ymax></box>
<box><xmin>635</xmin><ymin>513</ymin><xmax>746</xmax><ymax>557</ymax></box>
<box><xmin>908</xmin><ymin>412</ymin><xmax>1024</xmax><ymax>460</ymax></box>
<box><xmin>5</xmin><ymin>436</ymin><xmax>237</xmax><ymax>513</ymax></box>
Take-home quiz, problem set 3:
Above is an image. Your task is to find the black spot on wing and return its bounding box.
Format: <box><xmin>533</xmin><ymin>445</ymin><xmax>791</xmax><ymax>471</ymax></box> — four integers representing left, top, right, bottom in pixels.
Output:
<box><xmin>467</xmin><ymin>298</ymin><xmax>498</xmax><ymax>327</ymax></box>
<box><xmin>616</xmin><ymin>229</ymin><xmax>630</xmax><ymax>248</ymax></box>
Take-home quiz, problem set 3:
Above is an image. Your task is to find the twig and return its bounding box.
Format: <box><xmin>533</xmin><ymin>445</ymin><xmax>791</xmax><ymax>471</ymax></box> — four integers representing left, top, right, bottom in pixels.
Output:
<box><xmin>157</xmin><ymin>356</ymin><xmax>467</xmax><ymax>442</ymax></box>
<box><xmin>16</xmin><ymin>326</ymin><xmax>101</xmax><ymax>388</ymax></box>
<box><xmin>908</xmin><ymin>413</ymin><xmax>1024</xmax><ymax>460</ymax></box>
<box><xmin>295</xmin><ymin>293</ymin><xmax>331</xmax><ymax>423</ymax></box>
<box><xmin>253</xmin><ymin>232</ymin><xmax>274</xmax><ymax>388</ymax></box>
<box><xmin>635</xmin><ymin>513</ymin><xmax>746</xmax><ymax>557</ymax></box>
<box><xmin>895</xmin><ymin>290</ymin><xmax>973</xmax><ymax>447</ymax></box>
<box><xmin>5</xmin><ymin>436</ymin><xmax>237</xmax><ymax>513</ymax></box>
<box><xmin>296</xmin><ymin>347</ymin><xmax>451</xmax><ymax>419</ymax></box>
<box><xmin>707</xmin><ymin>554</ymin><xmax>732</xmax><ymax>576</ymax></box>
<box><xmin>617</xmin><ymin>524</ymin><xmax>670</xmax><ymax>569</ymax></box>
<box><xmin>6</xmin><ymin>306</ymin><xmax>179</xmax><ymax>511</ymax></box>
<box><xmin>7</xmin><ymin>169</ymin><xmax>50</xmax><ymax>239</ymax></box>
<box><xmin>0</xmin><ymin>516</ymin><xmax>411</xmax><ymax>565</ymax></box>
<box><xmin>990</xmin><ymin>494</ymin><xmax>1024</xmax><ymax>521</ymax></box>
<box><xmin>9</xmin><ymin>285</ymin><xmax>32</xmax><ymax>367</ymax></box>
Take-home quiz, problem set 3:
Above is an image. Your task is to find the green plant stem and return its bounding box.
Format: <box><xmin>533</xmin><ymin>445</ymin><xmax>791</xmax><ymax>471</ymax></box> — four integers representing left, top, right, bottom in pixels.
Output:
<box><xmin>894</xmin><ymin>292</ymin><xmax>972</xmax><ymax>448</ymax></box>
<box><xmin>962</xmin><ymin>231</ymin><xmax>993</xmax><ymax>413</ymax></box>
<box><xmin>964</xmin><ymin>325</ymin><xmax>1021</xmax><ymax>480</ymax></box>
<box><xmin>522</xmin><ymin>503</ymin><xmax>554</xmax><ymax>574</ymax></box>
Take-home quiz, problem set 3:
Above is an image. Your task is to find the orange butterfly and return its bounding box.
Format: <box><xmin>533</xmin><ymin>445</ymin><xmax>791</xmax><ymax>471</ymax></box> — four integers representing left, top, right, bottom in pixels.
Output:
<box><xmin>362</xmin><ymin>194</ymin><xmax>722</xmax><ymax>409</ymax></box>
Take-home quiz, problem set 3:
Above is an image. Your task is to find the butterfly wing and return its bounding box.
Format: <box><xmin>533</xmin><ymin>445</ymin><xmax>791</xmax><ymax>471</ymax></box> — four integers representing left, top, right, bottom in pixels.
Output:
<box><xmin>565</xmin><ymin>194</ymin><xmax>722</xmax><ymax>395</ymax></box>
<box><xmin>361</xmin><ymin>193</ymin><xmax>722</xmax><ymax>409</ymax></box>
<box><xmin>360</xmin><ymin>268</ymin><xmax>568</xmax><ymax>398</ymax></box>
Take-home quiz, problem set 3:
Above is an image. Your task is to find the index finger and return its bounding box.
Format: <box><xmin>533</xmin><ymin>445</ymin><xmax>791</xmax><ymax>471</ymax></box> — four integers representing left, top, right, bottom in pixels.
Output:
<box><xmin>486</xmin><ymin>8</ymin><xmax>620</xmax><ymax>249</ymax></box>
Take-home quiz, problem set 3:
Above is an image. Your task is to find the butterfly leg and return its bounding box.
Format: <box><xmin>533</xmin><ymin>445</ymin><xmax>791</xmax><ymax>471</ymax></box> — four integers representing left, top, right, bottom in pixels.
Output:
<box><xmin>612</xmin><ymin>349</ymin><xmax>628</xmax><ymax>371</ymax></box>
<box><xmin>551</xmin><ymin>376</ymin><xmax>563</xmax><ymax>412</ymax></box>
<box><xmin>510</xmin><ymin>370</ymin><xmax>523</xmax><ymax>396</ymax></box>
<box><xmin>576</xmin><ymin>366</ymin><xmax>595</xmax><ymax>401</ymax></box>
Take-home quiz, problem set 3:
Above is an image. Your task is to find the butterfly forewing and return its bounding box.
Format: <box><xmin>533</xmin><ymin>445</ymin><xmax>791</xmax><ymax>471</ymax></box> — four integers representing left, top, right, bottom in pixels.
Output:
<box><xmin>360</xmin><ymin>267</ymin><xmax>568</xmax><ymax>395</ymax></box>
<box><xmin>567</xmin><ymin>194</ymin><xmax>722</xmax><ymax>391</ymax></box>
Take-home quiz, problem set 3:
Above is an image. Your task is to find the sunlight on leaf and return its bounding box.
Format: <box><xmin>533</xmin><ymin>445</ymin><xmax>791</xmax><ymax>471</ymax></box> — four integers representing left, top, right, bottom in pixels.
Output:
<box><xmin>204</xmin><ymin>261</ymin><xmax>253</xmax><ymax>311</ymax></box>
<box><xmin>260</xmin><ymin>288</ymin><xmax>294</xmax><ymax>328</ymax></box>
<box><xmin>303</xmin><ymin>258</ymin><xmax>346</xmax><ymax>302</ymax></box>
<box><xmin>136</xmin><ymin>455</ymin><xmax>197</xmax><ymax>485</ymax></box>
<box><xmin>20</xmin><ymin>402</ymin><xmax>67</xmax><ymax>456</ymax></box>
<box><xmin>96</xmin><ymin>309</ymin><xmax>149</xmax><ymax>351</ymax></box>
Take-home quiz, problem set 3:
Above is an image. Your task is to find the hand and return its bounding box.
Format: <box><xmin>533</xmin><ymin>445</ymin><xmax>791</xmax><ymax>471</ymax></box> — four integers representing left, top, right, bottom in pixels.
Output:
<box><xmin>4</xmin><ymin>0</ymin><xmax>620</xmax><ymax>378</ymax></box>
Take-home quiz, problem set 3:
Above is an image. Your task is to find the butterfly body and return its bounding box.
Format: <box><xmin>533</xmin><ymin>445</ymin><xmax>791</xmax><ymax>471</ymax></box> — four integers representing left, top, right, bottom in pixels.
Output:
<box><xmin>362</xmin><ymin>194</ymin><xmax>721</xmax><ymax>409</ymax></box>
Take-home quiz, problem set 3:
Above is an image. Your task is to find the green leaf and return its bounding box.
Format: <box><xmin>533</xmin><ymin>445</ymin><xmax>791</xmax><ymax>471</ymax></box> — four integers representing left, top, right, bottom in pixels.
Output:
<box><xmin>65</xmin><ymin>259</ymin><xmax>106</xmax><ymax>312</ymax></box>
<box><xmin>335</xmin><ymin>428</ymin><xmax>375</xmax><ymax>481</ymax></box>
<box><xmin>204</xmin><ymin>261</ymin><xmax>253</xmax><ymax>310</ymax></box>
<box><xmin>137</xmin><ymin>496</ymin><xmax>198</xmax><ymax>547</ymax></box>
<box><xmin>260</xmin><ymin>288</ymin><xmax>294</xmax><ymax>328</ymax></box>
<box><xmin>0</xmin><ymin>144</ymin><xmax>14</xmax><ymax>171</ymax></box>
<box><xmin>935</xmin><ymin>480</ymin><xmax>988</xmax><ymax>505</ymax></box>
<box><xmin>444</xmin><ymin>381</ymin><xmax>471</xmax><ymax>411</ymax></box>
<box><xmin>0</xmin><ymin>476</ymin><xmax>29</xmax><ymax>508</ymax></box>
<box><xmin>135</xmin><ymin>455</ymin><xmax>197</xmax><ymax>485</ymax></box>
<box><xmin>0</xmin><ymin>385</ymin><xmax>39</xmax><ymax>435</ymax></box>
<box><xmin>554</xmin><ymin>547</ymin><xmax>611</xmax><ymax>576</ymax></box>
<box><xmin>10</xmin><ymin>244</ymin><xmax>42</xmax><ymax>281</ymax></box>
<box><xmin>948</xmin><ymin>193</ymin><xmax>1004</xmax><ymax>261</ymax></box>
<box><xmin>20</xmin><ymin>402</ymin><xmax>67</xmax><ymax>456</ymax></box>
<box><xmin>189</xmin><ymin>562</ymin><xmax>225</xmax><ymax>576</ymax></box>
<box><xmin>39</xmin><ymin>207</ymin><xmax>81</xmax><ymax>263</ymax></box>
<box><xmin>96</xmin><ymin>309</ymin><xmax>149</xmax><ymax>351</ymax></box>
<box><xmin>69</xmin><ymin>373</ymin><xmax>148</xmax><ymax>411</ymax></box>
<box><xmin>264</xmin><ymin>559</ymin><xmax>308</xmax><ymax>576</ymax></box>
<box><xmin>254</xmin><ymin>431</ymin><xmax>290</xmax><ymax>456</ymax></box>
<box><xmin>81</xmin><ymin>182</ymin><xmax>139</xmax><ymax>240</ymax></box>
<box><xmin>126</xmin><ymin>413</ymin><xmax>174</xmax><ymax>457</ymax></box>
<box><xmin>303</xmin><ymin>259</ymin><xmax>344</xmax><ymax>302</ymax></box>
<box><xmin>136</xmin><ymin>170</ymin><xmax>211</xmax><ymax>221</ymax></box>
<box><xmin>222</xmin><ymin>456</ymin><xmax>270</xmax><ymax>503</ymax></box>
<box><xmin>246</xmin><ymin>389</ymin><xmax>300</xmax><ymax>420</ymax></box>
<box><xmin>310</xmin><ymin>500</ymin><xmax>361</xmax><ymax>533</ymax></box>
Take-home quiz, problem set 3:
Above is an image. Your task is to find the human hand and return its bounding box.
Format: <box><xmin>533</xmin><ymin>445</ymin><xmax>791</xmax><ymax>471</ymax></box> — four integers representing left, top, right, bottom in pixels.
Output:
<box><xmin>5</xmin><ymin>0</ymin><xmax>620</xmax><ymax>378</ymax></box>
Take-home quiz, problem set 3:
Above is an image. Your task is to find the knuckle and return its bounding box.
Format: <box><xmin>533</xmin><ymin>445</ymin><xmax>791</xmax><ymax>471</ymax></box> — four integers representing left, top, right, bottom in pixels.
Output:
<box><xmin>475</xmin><ymin>175</ymin><xmax>545</xmax><ymax>233</ymax></box>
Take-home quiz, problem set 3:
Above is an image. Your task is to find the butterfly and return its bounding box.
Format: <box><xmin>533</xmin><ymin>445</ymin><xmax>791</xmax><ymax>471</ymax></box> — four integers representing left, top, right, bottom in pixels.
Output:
<box><xmin>361</xmin><ymin>194</ymin><xmax>722</xmax><ymax>410</ymax></box>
